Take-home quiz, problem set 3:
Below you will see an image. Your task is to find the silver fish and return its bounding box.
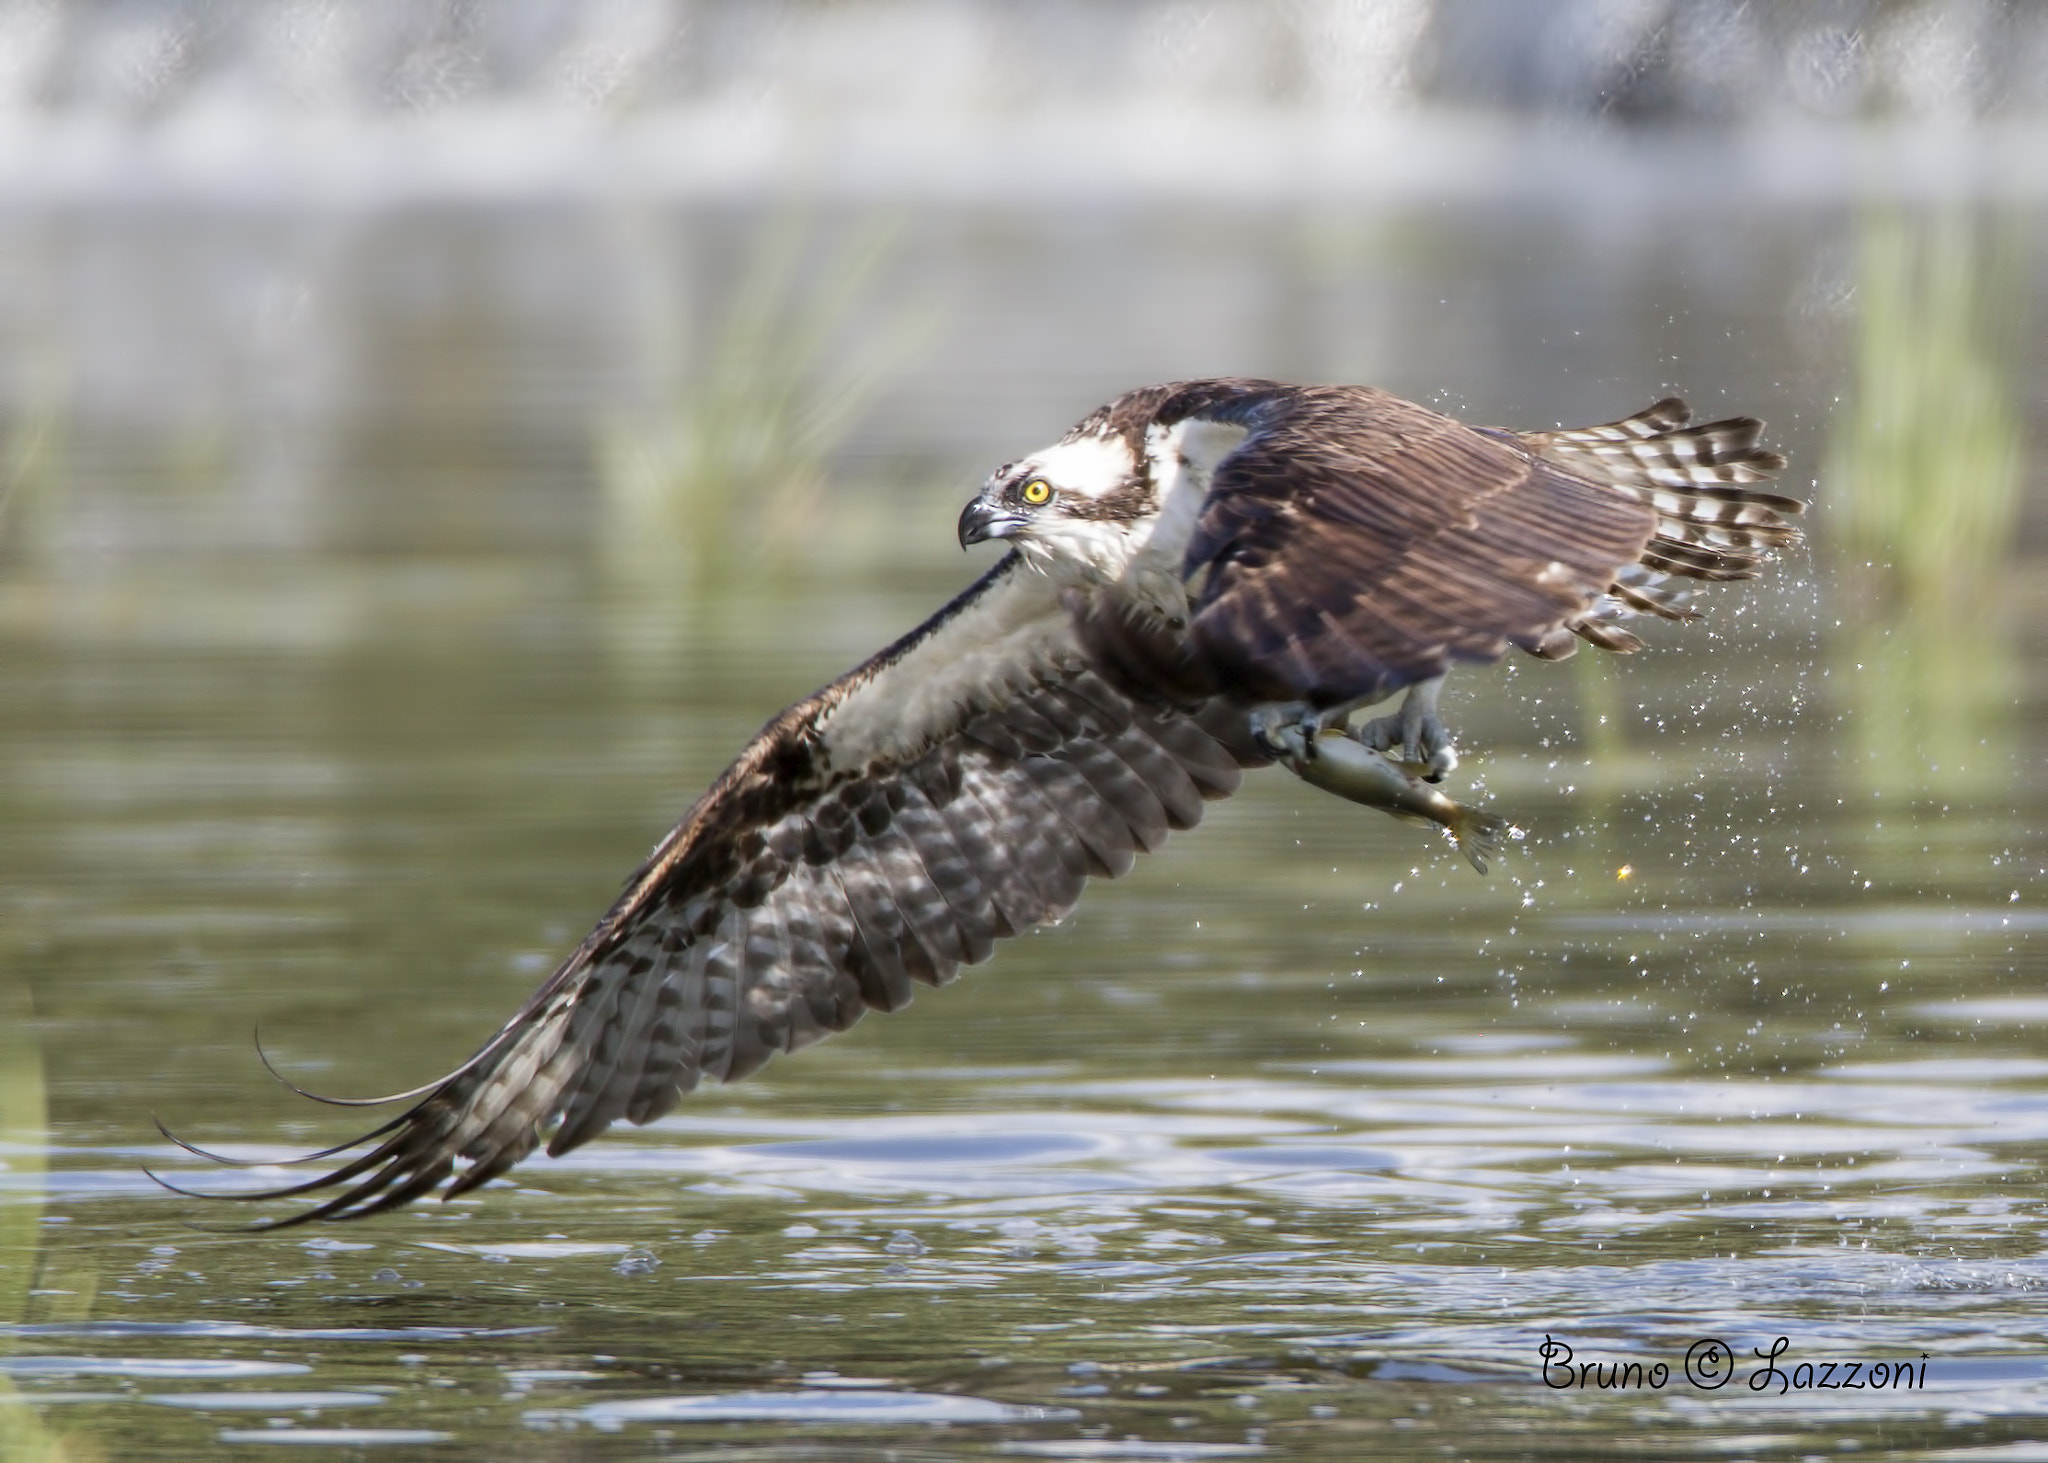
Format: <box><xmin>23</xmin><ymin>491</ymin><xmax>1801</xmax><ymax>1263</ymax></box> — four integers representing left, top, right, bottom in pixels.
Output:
<box><xmin>1270</xmin><ymin>725</ymin><xmax>1519</xmax><ymax>875</ymax></box>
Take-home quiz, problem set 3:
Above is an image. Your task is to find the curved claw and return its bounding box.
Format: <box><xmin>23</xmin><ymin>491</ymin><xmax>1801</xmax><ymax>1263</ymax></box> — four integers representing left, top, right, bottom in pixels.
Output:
<box><xmin>1357</xmin><ymin>677</ymin><xmax>1458</xmax><ymax>782</ymax></box>
<box><xmin>1249</xmin><ymin>703</ymin><xmax>1315</xmax><ymax>763</ymax></box>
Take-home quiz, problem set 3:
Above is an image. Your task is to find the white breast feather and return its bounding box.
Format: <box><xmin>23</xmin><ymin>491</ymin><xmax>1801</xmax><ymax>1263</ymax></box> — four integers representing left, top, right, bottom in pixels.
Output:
<box><xmin>1143</xmin><ymin>419</ymin><xmax>1243</xmax><ymax>560</ymax></box>
<box><xmin>1120</xmin><ymin>419</ymin><xmax>1247</xmax><ymax>616</ymax></box>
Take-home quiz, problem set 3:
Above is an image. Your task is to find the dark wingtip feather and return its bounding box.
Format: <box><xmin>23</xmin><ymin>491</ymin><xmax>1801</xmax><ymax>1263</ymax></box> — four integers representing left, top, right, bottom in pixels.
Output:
<box><xmin>153</xmin><ymin>1110</ymin><xmax>411</xmax><ymax>1169</ymax></box>
<box><xmin>155</xmin><ymin>1034</ymin><xmax>512</xmax><ymax>1226</ymax></box>
<box><xmin>138</xmin><ymin>1170</ymin><xmax>317</xmax><ymax>1234</ymax></box>
<box><xmin>253</xmin><ymin>1025</ymin><xmax>465</xmax><ymax>1109</ymax></box>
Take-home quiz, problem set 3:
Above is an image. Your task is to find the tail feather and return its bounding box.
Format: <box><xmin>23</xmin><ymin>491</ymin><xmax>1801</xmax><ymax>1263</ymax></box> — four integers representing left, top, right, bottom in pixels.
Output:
<box><xmin>1532</xmin><ymin>400</ymin><xmax>1790</xmax><ymax>491</ymax></box>
<box><xmin>1606</xmin><ymin>570</ymin><xmax>1700</xmax><ymax>622</ymax></box>
<box><xmin>1561</xmin><ymin>617</ymin><xmax>1643</xmax><ymax>654</ymax></box>
<box><xmin>1639</xmin><ymin>544</ymin><xmax>1759</xmax><ymax>581</ymax></box>
<box><xmin>1516</xmin><ymin>397</ymin><xmax>1803</xmax><ymax>655</ymax></box>
<box><xmin>1553</xmin><ymin>395</ymin><xmax>1692</xmax><ymax>440</ymax></box>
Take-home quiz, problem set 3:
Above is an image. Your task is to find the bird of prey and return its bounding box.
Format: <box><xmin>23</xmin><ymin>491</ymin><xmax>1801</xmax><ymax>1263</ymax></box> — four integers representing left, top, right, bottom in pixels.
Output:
<box><xmin>163</xmin><ymin>379</ymin><xmax>1800</xmax><ymax>1226</ymax></box>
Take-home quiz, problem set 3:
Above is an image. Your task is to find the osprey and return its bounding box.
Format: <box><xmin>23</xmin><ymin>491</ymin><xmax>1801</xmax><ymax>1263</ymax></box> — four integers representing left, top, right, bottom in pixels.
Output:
<box><xmin>165</xmin><ymin>379</ymin><xmax>1799</xmax><ymax>1225</ymax></box>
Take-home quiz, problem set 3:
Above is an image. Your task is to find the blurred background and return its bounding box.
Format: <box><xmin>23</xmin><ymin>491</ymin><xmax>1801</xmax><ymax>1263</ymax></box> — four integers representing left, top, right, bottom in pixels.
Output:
<box><xmin>1</xmin><ymin>3</ymin><xmax>2046</xmax><ymax>1458</ymax></box>
<box><xmin>0</xmin><ymin>0</ymin><xmax>2038</xmax><ymax>572</ymax></box>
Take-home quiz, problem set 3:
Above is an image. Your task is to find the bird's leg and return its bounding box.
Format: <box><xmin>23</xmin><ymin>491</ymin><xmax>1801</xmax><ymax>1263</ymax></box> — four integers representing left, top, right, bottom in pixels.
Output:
<box><xmin>1354</xmin><ymin>676</ymin><xmax>1458</xmax><ymax>781</ymax></box>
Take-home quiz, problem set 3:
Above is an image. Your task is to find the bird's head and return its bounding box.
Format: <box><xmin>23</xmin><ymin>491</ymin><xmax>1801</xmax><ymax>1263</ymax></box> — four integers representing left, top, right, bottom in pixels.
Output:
<box><xmin>957</xmin><ymin>430</ymin><xmax>1153</xmax><ymax>579</ymax></box>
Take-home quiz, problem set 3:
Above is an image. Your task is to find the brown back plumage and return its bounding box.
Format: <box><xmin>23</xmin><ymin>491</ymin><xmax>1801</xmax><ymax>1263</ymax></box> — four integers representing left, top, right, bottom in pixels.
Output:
<box><xmin>1169</xmin><ymin>383</ymin><xmax>1665</xmax><ymax>706</ymax></box>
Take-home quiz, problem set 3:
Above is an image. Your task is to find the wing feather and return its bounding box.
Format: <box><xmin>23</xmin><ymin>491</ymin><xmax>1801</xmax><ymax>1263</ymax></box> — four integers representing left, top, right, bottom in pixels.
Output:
<box><xmin>1057</xmin><ymin>739</ymin><xmax>1171</xmax><ymax>854</ymax></box>
<box><xmin>830</xmin><ymin>850</ymin><xmax>926</xmax><ymax>1012</ymax></box>
<box><xmin>773</xmin><ymin>868</ymin><xmax>866</xmax><ymax>1050</ymax></box>
<box><xmin>891</xmin><ymin>780</ymin><xmax>1000</xmax><ymax>964</ymax></box>
<box><xmin>1169</xmin><ymin>382</ymin><xmax>1793</xmax><ymax>706</ymax></box>
<box><xmin>626</xmin><ymin>972</ymin><xmax>692</xmax><ymax>1124</ymax></box>
<box><xmin>1105</xmin><ymin>723</ymin><xmax>1206</xmax><ymax>832</ymax></box>
<box><xmin>936</xmin><ymin>765</ymin><xmax>1048</xmax><ymax>936</ymax></box>
<box><xmin>953</xmin><ymin>758</ymin><xmax>1084</xmax><ymax>917</ymax></box>
<box><xmin>864</xmin><ymin>815</ymin><xmax>969</xmax><ymax>974</ymax></box>
<box><xmin>189</xmin><ymin>555</ymin><xmax>1255</xmax><ymax>1225</ymax></box>
<box><xmin>549</xmin><ymin>948</ymin><xmax>669</xmax><ymax>1152</ymax></box>
<box><xmin>1018</xmin><ymin>756</ymin><xmax>1139</xmax><ymax>879</ymax></box>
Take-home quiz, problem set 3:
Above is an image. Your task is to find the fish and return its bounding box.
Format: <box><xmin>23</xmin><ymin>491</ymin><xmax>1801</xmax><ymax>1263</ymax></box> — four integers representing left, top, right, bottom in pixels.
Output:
<box><xmin>1268</xmin><ymin>725</ymin><xmax>1520</xmax><ymax>875</ymax></box>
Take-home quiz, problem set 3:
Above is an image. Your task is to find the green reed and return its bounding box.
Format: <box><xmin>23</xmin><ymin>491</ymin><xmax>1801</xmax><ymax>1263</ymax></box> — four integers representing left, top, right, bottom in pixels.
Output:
<box><xmin>1829</xmin><ymin>208</ymin><xmax>2028</xmax><ymax>800</ymax></box>
<box><xmin>1832</xmin><ymin>209</ymin><xmax>2024</xmax><ymax>613</ymax></box>
<box><xmin>0</xmin><ymin>976</ymin><xmax>77</xmax><ymax>1463</ymax></box>
<box><xmin>0</xmin><ymin>377</ymin><xmax>66</xmax><ymax>565</ymax></box>
<box><xmin>596</xmin><ymin>209</ymin><xmax>922</xmax><ymax>592</ymax></box>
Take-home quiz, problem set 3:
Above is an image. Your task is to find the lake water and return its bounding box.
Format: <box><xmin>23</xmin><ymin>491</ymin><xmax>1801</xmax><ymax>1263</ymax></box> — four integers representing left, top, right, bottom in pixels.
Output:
<box><xmin>0</xmin><ymin>181</ymin><xmax>2044</xmax><ymax>1459</ymax></box>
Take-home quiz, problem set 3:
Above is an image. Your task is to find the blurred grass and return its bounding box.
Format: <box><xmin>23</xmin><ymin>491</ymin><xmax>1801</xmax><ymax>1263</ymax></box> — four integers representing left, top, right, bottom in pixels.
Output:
<box><xmin>0</xmin><ymin>381</ymin><xmax>65</xmax><ymax>567</ymax></box>
<box><xmin>1828</xmin><ymin>208</ymin><xmax>2028</xmax><ymax>798</ymax></box>
<box><xmin>0</xmin><ymin>978</ymin><xmax>87</xmax><ymax>1463</ymax></box>
<box><xmin>595</xmin><ymin>210</ymin><xmax>926</xmax><ymax>591</ymax></box>
<box><xmin>1831</xmin><ymin>209</ymin><xmax>2025</xmax><ymax>612</ymax></box>
<box><xmin>0</xmin><ymin>979</ymin><xmax>43</xmax><ymax>1330</ymax></box>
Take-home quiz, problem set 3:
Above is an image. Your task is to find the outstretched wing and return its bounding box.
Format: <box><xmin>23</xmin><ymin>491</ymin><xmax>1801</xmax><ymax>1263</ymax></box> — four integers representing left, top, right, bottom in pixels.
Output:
<box><xmin>177</xmin><ymin>556</ymin><xmax>1256</xmax><ymax>1226</ymax></box>
<box><xmin>1167</xmin><ymin>382</ymin><xmax>1794</xmax><ymax>708</ymax></box>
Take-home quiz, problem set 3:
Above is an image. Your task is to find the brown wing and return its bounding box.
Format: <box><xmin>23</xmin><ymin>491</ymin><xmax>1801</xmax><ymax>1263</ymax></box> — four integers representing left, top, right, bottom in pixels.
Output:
<box><xmin>166</xmin><ymin>557</ymin><xmax>1256</xmax><ymax>1227</ymax></box>
<box><xmin>1172</xmin><ymin>383</ymin><xmax>1795</xmax><ymax>706</ymax></box>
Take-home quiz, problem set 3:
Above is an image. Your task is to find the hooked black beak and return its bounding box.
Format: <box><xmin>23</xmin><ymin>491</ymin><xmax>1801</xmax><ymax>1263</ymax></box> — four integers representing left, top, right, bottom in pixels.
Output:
<box><xmin>958</xmin><ymin>497</ymin><xmax>1027</xmax><ymax>549</ymax></box>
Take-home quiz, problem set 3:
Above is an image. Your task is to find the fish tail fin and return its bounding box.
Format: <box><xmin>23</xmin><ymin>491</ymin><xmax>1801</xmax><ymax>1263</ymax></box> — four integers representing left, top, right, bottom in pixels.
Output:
<box><xmin>1447</xmin><ymin>806</ymin><xmax>1518</xmax><ymax>876</ymax></box>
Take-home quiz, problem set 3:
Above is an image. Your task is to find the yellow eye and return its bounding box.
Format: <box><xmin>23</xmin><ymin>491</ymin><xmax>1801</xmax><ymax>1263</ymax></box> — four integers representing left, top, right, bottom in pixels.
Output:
<box><xmin>1020</xmin><ymin>479</ymin><xmax>1053</xmax><ymax>506</ymax></box>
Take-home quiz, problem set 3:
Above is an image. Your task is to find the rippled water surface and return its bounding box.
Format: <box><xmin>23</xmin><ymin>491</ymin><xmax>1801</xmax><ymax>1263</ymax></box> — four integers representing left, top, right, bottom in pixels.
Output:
<box><xmin>1</xmin><ymin>192</ymin><xmax>2045</xmax><ymax>1460</ymax></box>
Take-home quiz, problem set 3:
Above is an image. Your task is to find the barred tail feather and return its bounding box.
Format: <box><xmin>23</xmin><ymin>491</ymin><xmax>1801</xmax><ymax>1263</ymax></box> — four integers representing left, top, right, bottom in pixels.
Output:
<box><xmin>1518</xmin><ymin>397</ymin><xmax>1804</xmax><ymax>655</ymax></box>
<box><xmin>1562</xmin><ymin>617</ymin><xmax>1643</xmax><ymax>654</ymax></box>
<box><xmin>1530</xmin><ymin>398</ymin><xmax>1789</xmax><ymax>490</ymax></box>
<box><xmin>1605</xmin><ymin>568</ymin><xmax>1699</xmax><ymax>622</ymax></box>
